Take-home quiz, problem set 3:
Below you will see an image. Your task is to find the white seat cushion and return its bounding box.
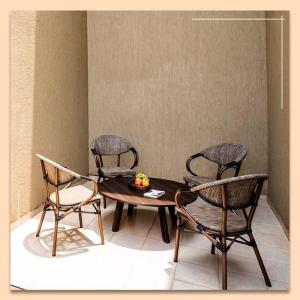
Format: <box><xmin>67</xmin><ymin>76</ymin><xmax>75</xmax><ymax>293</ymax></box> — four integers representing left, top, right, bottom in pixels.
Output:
<box><xmin>49</xmin><ymin>185</ymin><xmax>101</xmax><ymax>206</ymax></box>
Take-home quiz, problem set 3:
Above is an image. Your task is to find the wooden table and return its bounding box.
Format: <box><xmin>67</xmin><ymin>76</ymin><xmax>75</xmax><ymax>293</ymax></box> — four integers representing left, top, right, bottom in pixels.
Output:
<box><xmin>99</xmin><ymin>177</ymin><xmax>196</xmax><ymax>243</ymax></box>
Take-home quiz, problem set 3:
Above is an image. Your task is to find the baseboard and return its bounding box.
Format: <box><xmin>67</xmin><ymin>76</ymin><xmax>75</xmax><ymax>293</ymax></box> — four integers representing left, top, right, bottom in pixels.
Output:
<box><xmin>10</xmin><ymin>204</ymin><xmax>44</xmax><ymax>231</ymax></box>
<box><xmin>266</xmin><ymin>196</ymin><xmax>289</xmax><ymax>240</ymax></box>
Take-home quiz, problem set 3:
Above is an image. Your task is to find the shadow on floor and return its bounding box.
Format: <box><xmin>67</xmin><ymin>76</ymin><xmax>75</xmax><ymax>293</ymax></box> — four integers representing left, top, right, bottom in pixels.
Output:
<box><xmin>23</xmin><ymin>227</ymin><xmax>100</xmax><ymax>258</ymax></box>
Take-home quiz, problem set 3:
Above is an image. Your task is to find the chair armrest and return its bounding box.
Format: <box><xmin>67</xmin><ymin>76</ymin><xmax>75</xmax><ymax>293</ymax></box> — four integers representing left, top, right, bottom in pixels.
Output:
<box><xmin>175</xmin><ymin>188</ymin><xmax>198</xmax><ymax>209</ymax></box>
<box><xmin>190</xmin><ymin>174</ymin><xmax>268</xmax><ymax>193</ymax></box>
<box><xmin>36</xmin><ymin>153</ymin><xmax>82</xmax><ymax>179</ymax></box>
<box><xmin>186</xmin><ymin>152</ymin><xmax>204</xmax><ymax>176</ymax></box>
<box><xmin>90</xmin><ymin>148</ymin><xmax>102</xmax><ymax>170</ymax></box>
<box><xmin>129</xmin><ymin>147</ymin><xmax>139</xmax><ymax>169</ymax></box>
<box><xmin>62</xmin><ymin>175</ymin><xmax>95</xmax><ymax>189</ymax></box>
<box><xmin>217</xmin><ymin>161</ymin><xmax>241</xmax><ymax>179</ymax></box>
<box><xmin>81</xmin><ymin>175</ymin><xmax>94</xmax><ymax>181</ymax></box>
<box><xmin>174</xmin><ymin>188</ymin><xmax>201</xmax><ymax>228</ymax></box>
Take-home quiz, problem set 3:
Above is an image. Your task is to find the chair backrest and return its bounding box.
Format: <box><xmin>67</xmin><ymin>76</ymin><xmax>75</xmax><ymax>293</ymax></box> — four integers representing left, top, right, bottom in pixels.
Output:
<box><xmin>192</xmin><ymin>174</ymin><xmax>268</xmax><ymax>210</ymax></box>
<box><xmin>201</xmin><ymin>143</ymin><xmax>247</xmax><ymax>166</ymax></box>
<box><xmin>91</xmin><ymin>135</ymin><xmax>132</xmax><ymax>156</ymax></box>
<box><xmin>36</xmin><ymin>154</ymin><xmax>81</xmax><ymax>186</ymax></box>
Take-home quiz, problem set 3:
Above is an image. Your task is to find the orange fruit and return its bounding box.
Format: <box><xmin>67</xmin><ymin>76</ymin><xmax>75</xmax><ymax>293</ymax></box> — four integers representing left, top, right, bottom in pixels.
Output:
<box><xmin>142</xmin><ymin>179</ymin><xmax>149</xmax><ymax>187</ymax></box>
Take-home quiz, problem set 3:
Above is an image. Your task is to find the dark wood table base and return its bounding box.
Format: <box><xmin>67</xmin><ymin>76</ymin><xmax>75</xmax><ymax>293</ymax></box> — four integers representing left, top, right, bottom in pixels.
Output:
<box><xmin>112</xmin><ymin>201</ymin><xmax>177</xmax><ymax>243</ymax></box>
<box><xmin>100</xmin><ymin>177</ymin><xmax>197</xmax><ymax>244</ymax></box>
<box><xmin>112</xmin><ymin>201</ymin><xmax>124</xmax><ymax>232</ymax></box>
<box><xmin>158</xmin><ymin>206</ymin><xmax>170</xmax><ymax>243</ymax></box>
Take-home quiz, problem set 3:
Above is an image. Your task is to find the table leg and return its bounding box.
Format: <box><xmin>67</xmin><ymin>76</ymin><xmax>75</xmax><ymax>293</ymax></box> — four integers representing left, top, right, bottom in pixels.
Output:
<box><xmin>127</xmin><ymin>204</ymin><xmax>134</xmax><ymax>216</ymax></box>
<box><xmin>158</xmin><ymin>206</ymin><xmax>170</xmax><ymax>243</ymax></box>
<box><xmin>168</xmin><ymin>206</ymin><xmax>177</xmax><ymax>224</ymax></box>
<box><xmin>112</xmin><ymin>201</ymin><xmax>124</xmax><ymax>232</ymax></box>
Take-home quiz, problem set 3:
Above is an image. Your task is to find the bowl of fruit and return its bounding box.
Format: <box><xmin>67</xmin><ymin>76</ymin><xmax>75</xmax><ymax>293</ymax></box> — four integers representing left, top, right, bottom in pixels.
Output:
<box><xmin>128</xmin><ymin>173</ymin><xmax>150</xmax><ymax>191</ymax></box>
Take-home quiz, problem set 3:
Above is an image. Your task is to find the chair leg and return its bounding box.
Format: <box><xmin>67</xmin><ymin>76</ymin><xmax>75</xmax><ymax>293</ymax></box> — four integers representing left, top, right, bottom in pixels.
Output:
<box><xmin>127</xmin><ymin>204</ymin><xmax>134</xmax><ymax>216</ymax></box>
<box><xmin>210</xmin><ymin>235</ymin><xmax>217</xmax><ymax>255</ymax></box>
<box><xmin>36</xmin><ymin>203</ymin><xmax>47</xmax><ymax>237</ymax></box>
<box><xmin>103</xmin><ymin>196</ymin><xmax>107</xmax><ymax>209</ymax></box>
<box><xmin>78</xmin><ymin>207</ymin><xmax>83</xmax><ymax>228</ymax></box>
<box><xmin>97</xmin><ymin>200</ymin><xmax>105</xmax><ymax>244</ymax></box>
<box><xmin>221</xmin><ymin>238</ymin><xmax>227</xmax><ymax>290</ymax></box>
<box><xmin>248</xmin><ymin>232</ymin><xmax>271</xmax><ymax>287</ymax></box>
<box><xmin>97</xmin><ymin>177</ymin><xmax>106</xmax><ymax>209</ymax></box>
<box><xmin>173</xmin><ymin>214</ymin><xmax>181</xmax><ymax>262</ymax></box>
<box><xmin>52</xmin><ymin>217</ymin><xmax>59</xmax><ymax>257</ymax></box>
<box><xmin>211</xmin><ymin>243</ymin><xmax>216</xmax><ymax>255</ymax></box>
<box><xmin>221</xmin><ymin>251</ymin><xmax>227</xmax><ymax>290</ymax></box>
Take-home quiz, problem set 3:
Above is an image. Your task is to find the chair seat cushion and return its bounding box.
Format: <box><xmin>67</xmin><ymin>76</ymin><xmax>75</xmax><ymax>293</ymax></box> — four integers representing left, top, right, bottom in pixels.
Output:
<box><xmin>183</xmin><ymin>175</ymin><xmax>215</xmax><ymax>186</ymax></box>
<box><xmin>101</xmin><ymin>166</ymin><xmax>136</xmax><ymax>177</ymax></box>
<box><xmin>184</xmin><ymin>199</ymin><xmax>247</xmax><ymax>233</ymax></box>
<box><xmin>49</xmin><ymin>185</ymin><xmax>101</xmax><ymax>206</ymax></box>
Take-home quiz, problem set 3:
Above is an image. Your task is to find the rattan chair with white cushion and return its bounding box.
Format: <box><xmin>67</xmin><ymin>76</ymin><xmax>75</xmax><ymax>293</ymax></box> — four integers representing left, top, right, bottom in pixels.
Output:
<box><xmin>35</xmin><ymin>154</ymin><xmax>105</xmax><ymax>256</ymax></box>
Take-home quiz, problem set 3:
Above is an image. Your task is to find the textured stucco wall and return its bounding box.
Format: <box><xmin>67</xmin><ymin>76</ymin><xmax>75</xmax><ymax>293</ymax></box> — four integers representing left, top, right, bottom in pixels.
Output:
<box><xmin>266</xmin><ymin>11</ymin><xmax>289</xmax><ymax>231</ymax></box>
<box><xmin>87</xmin><ymin>11</ymin><xmax>268</xmax><ymax>185</ymax></box>
<box><xmin>10</xmin><ymin>11</ymin><xmax>88</xmax><ymax>222</ymax></box>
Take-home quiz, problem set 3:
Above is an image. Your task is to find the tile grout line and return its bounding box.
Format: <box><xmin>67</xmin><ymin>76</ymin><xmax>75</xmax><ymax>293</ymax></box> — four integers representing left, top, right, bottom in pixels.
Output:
<box><xmin>170</xmin><ymin>224</ymin><xmax>185</xmax><ymax>290</ymax></box>
<box><xmin>172</xmin><ymin>278</ymin><xmax>215</xmax><ymax>290</ymax></box>
<box><xmin>140</xmin><ymin>212</ymin><xmax>159</xmax><ymax>249</ymax></box>
<box><xmin>169</xmin><ymin>233</ymin><xmax>178</xmax><ymax>290</ymax></box>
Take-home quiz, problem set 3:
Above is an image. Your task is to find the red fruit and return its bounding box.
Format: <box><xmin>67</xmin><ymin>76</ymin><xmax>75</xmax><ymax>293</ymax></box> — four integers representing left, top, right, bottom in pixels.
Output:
<box><xmin>135</xmin><ymin>178</ymin><xmax>142</xmax><ymax>186</ymax></box>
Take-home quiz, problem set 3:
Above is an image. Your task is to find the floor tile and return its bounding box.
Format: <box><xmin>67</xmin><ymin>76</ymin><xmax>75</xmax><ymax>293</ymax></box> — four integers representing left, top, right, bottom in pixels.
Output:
<box><xmin>227</xmin><ymin>253</ymin><xmax>290</xmax><ymax>283</ymax></box>
<box><xmin>123</xmin><ymin>250</ymin><xmax>175</xmax><ymax>290</ymax></box>
<box><xmin>10</xmin><ymin>193</ymin><xmax>290</xmax><ymax>291</ymax></box>
<box><xmin>119</xmin><ymin>207</ymin><xmax>158</xmax><ymax>238</ymax></box>
<box><xmin>176</xmin><ymin>244</ymin><xmax>218</xmax><ymax>269</ymax></box>
<box><xmin>268</xmin><ymin>280</ymin><xmax>289</xmax><ymax>291</ymax></box>
<box><xmin>227</xmin><ymin>271</ymin><xmax>269</xmax><ymax>290</ymax></box>
<box><xmin>142</xmin><ymin>237</ymin><xmax>175</xmax><ymax>252</ymax></box>
<box><xmin>180</xmin><ymin>231</ymin><xmax>212</xmax><ymax>250</ymax></box>
<box><xmin>254</xmin><ymin>230</ymin><xmax>289</xmax><ymax>250</ymax></box>
<box><xmin>174</xmin><ymin>261</ymin><xmax>219</xmax><ymax>289</ymax></box>
<box><xmin>172</xmin><ymin>279</ymin><xmax>214</xmax><ymax>290</ymax></box>
<box><xmin>229</xmin><ymin>240</ymin><xmax>290</xmax><ymax>263</ymax></box>
<box><xmin>110</xmin><ymin>232</ymin><xmax>145</xmax><ymax>250</ymax></box>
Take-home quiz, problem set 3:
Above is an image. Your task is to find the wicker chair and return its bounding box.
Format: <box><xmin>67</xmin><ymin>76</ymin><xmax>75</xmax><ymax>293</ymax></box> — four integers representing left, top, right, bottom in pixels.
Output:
<box><xmin>174</xmin><ymin>174</ymin><xmax>271</xmax><ymax>290</ymax></box>
<box><xmin>36</xmin><ymin>154</ymin><xmax>105</xmax><ymax>256</ymax></box>
<box><xmin>90</xmin><ymin>135</ymin><xmax>139</xmax><ymax>208</ymax></box>
<box><xmin>184</xmin><ymin>143</ymin><xmax>247</xmax><ymax>187</ymax></box>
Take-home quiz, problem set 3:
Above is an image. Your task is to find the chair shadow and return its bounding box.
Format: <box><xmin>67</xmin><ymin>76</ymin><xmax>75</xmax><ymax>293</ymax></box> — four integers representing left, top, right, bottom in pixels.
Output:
<box><xmin>23</xmin><ymin>227</ymin><xmax>100</xmax><ymax>258</ymax></box>
<box><xmin>25</xmin><ymin>203</ymin><xmax>177</xmax><ymax>255</ymax></box>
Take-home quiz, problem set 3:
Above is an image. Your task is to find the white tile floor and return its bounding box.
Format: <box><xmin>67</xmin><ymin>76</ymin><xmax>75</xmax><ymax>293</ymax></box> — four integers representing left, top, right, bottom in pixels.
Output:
<box><xmin>10</xmin><ymin>191</ymin><xmax>289</xmax><ymax>291</ymax></box>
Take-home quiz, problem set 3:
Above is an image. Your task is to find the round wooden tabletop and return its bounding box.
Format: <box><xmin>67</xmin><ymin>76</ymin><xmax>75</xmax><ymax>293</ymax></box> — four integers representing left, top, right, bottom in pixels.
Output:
<box><xmin>99</xmin><ymin>176</ymin><xmax>196</xmax><ymax>207</ymax></box>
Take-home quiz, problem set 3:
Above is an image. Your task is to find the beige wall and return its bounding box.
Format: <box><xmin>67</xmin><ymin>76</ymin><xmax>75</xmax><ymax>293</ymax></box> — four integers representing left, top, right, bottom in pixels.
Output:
<box><xmin>10</xmin><ymin>11</ymin><xmax>89</xmax><ymax>222</ymax></box>
<box><xmin>266</xmin><ymin>12</ymin><xmax>289</xmax><ymax>231</ymax></box>
<box><xmin>10</xmin><ymin>11</ymin><xmax>290</xmax><ymax>230</ymax></box>
<box><xmin>87</xmin><ymin>11</ymin><xmax>268</xmax><ymax>185</ymax></box>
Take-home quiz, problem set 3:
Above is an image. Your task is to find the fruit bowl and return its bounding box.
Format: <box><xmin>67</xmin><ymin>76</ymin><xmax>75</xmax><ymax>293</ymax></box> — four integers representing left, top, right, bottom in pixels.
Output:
<box><xmin>128</xmin><ymin>174</ymin><xmax>150</xmax><ymax>191</ymax></box>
